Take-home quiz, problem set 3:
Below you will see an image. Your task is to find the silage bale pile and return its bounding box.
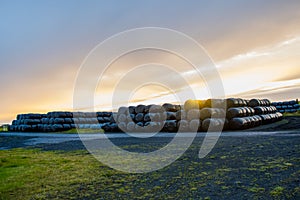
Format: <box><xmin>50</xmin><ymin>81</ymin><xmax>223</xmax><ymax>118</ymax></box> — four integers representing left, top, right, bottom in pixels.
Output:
<box><xmin>226</xmin><ymin>98</ymin><xmax>282</xmax><ymax>130</ymax></box>
<box><xmin>9</xmin><ymin>111</ymin><xmax>113</xmax><ymax>132</ymax></box>
<box><xmin>8</xmin><ymin>98</ymin><xmax>283</xmax><ymax>132</ymax></box>
<box><xmin>271</xmin><ymin>100</ymin><xmax>300</xmax><ymax>114</ymax></box>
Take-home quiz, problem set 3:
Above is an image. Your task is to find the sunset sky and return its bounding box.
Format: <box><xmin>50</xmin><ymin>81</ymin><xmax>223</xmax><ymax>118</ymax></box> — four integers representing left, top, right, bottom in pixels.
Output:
<box><xmin>1</xmin><ymin>0</ymin><xmax>300</xmax><ymax>124</ymax></box>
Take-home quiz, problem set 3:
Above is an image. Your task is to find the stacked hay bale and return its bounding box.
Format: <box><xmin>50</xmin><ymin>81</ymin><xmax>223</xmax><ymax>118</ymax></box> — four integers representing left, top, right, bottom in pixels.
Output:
<box><xmin>181</xmin><ymin>99</ymin><xmax>227</xmax><ymax>132</ymax></box>
<box><xmin>228</xmin><ymin>98</ymin><xmax>283</xmax><ymax>130</ymax></box>
<box><xmin>112</xmin><ymin>103</ymin><xmax>181</xmax><ymax>133</ymax></box>
<box><xmin>9</xmin><ymin>111</ymin><xmax>113</xmax><ymax>132</ymax></box>
<box><xmin>271</xmin><ymin>100</ymin><xmax>300</xmax><ymax>113</ymax></box>
<box><xmin>8</xmin><ymin>98</ymin><xmax>283</xmax><ymax>133</ymax></box>
<box><xmin>10</xmin><ymin>114</ymin><xmax>47</xmax><ymax>132</ymax></box>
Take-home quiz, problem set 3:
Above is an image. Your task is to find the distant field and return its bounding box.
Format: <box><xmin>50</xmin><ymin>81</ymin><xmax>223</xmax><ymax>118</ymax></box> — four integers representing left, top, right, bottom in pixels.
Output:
<box><xmin>283</xmin><ymin>110</ymin><xmax>300</xmax><ymax>117</ymax></box>
<box><xmin>59</xmin><ymin>128</ymin><xmax>104</xmax><ymax>134</ymax></box>
<box><xmin>0</xmin><ymin>135</ymin><xmax>300</xmax><ymax>199</ymax></box>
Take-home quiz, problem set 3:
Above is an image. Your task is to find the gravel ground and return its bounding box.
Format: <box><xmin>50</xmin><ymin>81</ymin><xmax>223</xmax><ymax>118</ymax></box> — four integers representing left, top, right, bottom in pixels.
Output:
<box><xmin>40</xmin><ymin>135</ymin><xmax>300</xmax><ymax>199</ymax></box>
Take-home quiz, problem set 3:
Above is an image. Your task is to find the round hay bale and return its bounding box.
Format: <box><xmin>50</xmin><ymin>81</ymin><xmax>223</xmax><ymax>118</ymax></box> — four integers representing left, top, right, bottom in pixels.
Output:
<box><xmin>135</xmin><ymin>113</ymin><xmax>144</xmax><ymax>122</ymax></box>
<box><xmin>128</xmin><ymin>106</ymin><xmax>136</xmax><ymax>114</ymax></box>
<box><xmin>226</xmin><ymin>107</ymin><xmax>244</xmax><ymax>119</ymax></box>
<box><xmin>52</xmin><ymin>124</ymin><xmax>64</xmax><ymax>131</ymax></box>
<box><xmin>54</xmin><ymin>118</ymin><xmax>65</xmax><ymax>124</ymax></box>
<box><xmin>177</xmin><ymin>120</ymin><xmax>189</xmax><ymax>131</ymax></box>
<box><xmin>64</xmin><ymin>118</ymin><xmax>73</xmax><ymax>124</ymax></box>
<box><xmin>249</xmin><ymin>99</ymin><xmax>261</xmax><ymax>107</ymax></box>
<box><xmin>96</xmin><ymin>112</ymin><xmax>104</xmax><ymax>117</ymax></box>
<box><xmin>202</xmin><ymin>118</ymin><xmax>225</xmax><ymax>131</ymax></box>
<box><xmin>204</xmin><ymin>99</ymin><xmax>226</xmax><ymax>108</ymax></box>
<box><xmin>117</xmin><ymin>122</ymin><xmax>127</xmax><ymax>132</ymax></box>
<box><xmin>189</xmin><ymin>119</ymin><xmax>201</xmax><ymax>132</ymax></box>
<box><xmin>135</xmin><ymin>122</ymin><xmax>144</xmax><ymax>132</ymax></box>
<box><xmin>144</xmin><ymin>105</ymin><xmax>151</xmax><ymax>113</ymax></box>
<box><xmin>127</xmin><ymin>114</ymin><xmax>135</xmax><ymax>122</ymax></box>
<box><xmin>165</xmin><ymin>112</ymin><xmax>176</xmax><ymax>120</ymax></box>
<box><xmin>143</xmin><ymin>113</ymin><xmax>151</xmax><ymax>122</ymax></box>
<box><xmin>176</xmin><ymin>110</ymin><xmax>186</xmax><ymax>121</ymax></box>
<box><xmin>226</xmin><ymin>98</ymin><xmax>240</xmax><ymax>108</ymax></box>
<box><xmin>135</xmin><ymin>105</ymin><xmax>146</xmax><ymax>114</ymax></box>
<box><xmin>109</xmin><ymin>114</ymin><xmax>117</xmax><ymax>123</ymax></box>
<box><xmin>149</xmin><ymin>105</ymin><xmax>164</xmax><ymax>113</ymax></box>
<box><xmin>22</xmin><ymin>119</ymin><xmax>37</xmax><ymax>125</ymax></box>
<box><xmin>118</xmin><ymin>107</ymin><xmax>129</xmax><ymax>115</ymax></box>
<box><xmin>164</xmin><ymin>120</ymin><xmax>177</xmax><ymax>132</ymax></box>
<box><xmin>85</xmin><ymin>112</ymin><xmax>96</xmax><ymax>118</ymax></box>
<box><xmin>17</xmin><ymin>114</ymin><xmax>23</xmax><ymax>120</ymax></box>
<box><xmin>53</xmin><ymin>112</ymin><xmax>67</xmax><ymax>118</ymax></box>
<box><xmin>276</xmin><ymin>112</ymin><xmax>283</xmax><ymax>120</ymax></box>
<box><xmin>63</xmin><ymin>124</ymin><xmax>71</xmax><ymax>130</ymax></box>
<box><xmin>127</xmin><ymin>122</ymin><xmax>136</xmax><ymax>132</ymax></box>
<box><xmin>109</xmin><ymin>123</ymin><xmax>119</xmax><ymax>132</ymax></box>
<box><xmin>151</xmin><ymin>113</ymin><xmax>162</xmax><ymax>122</ymax></box>
<box><xmin>103</xmin><ymin>112</ymin><xmax>112</xmax><ymax>117</ymax></box>
<box><xmin>254</xmin><ymin>106</ymin><xmax>265</xmax><ymax>115</ymax></box>
<box><xmin>187</xmin><ymin>109</ymin><xmax>200</xmax><ymax>121</ymax></box>
<box><xmin>102</xmin><ymin>116</ymin><xmax>110</xmax><ymax>123</ymax></box>
<box><xmin>117</xmin><ymin>114</ymin><xmax>127</xmax><ymax>123</ymax></box>
<box><xmin>200</xmin><ymin>108</ymin><xmax>225</xmax><ymax>120</ymax></box>
<box><xmin>144</xmin><ymin>121</ymin><xmax>162</xmax><ymax>132</ymax></box>
<box><xmin>41</xmin><ymin>118</ymin><xmax>49</xmax><ymax>124</ymax></box>
<box><xmin>162</xmin><ymin>103</ymin><xmax>178</xmax><ymax>112</ymax></box>
<box><xmin>184</xmin><ymin>99</ymin><xmax>199</xmax><ymax>110</ymax></box>
<box><xmin>229</xmin><ymin>118</ymin><xmax>247</xmax><ymax>130</ymax></box>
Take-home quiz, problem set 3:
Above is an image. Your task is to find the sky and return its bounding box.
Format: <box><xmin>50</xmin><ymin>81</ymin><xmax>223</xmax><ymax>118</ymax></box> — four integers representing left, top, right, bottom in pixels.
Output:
<box><xmin>1</xmin><ymin>0</ymin><xmax>300</xmax><ymax>124</ymax></box>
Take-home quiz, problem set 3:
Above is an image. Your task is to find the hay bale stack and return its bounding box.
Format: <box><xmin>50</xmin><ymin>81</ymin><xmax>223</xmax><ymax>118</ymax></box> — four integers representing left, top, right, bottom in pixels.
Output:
<box><xmin>9</xmin><ymin>98</ymin><xmax>283</xmax><ymax>133</ymax></box>
<box><xmin>272</xmin><ymin>100</ymin><xmax>300</xmax><ymax>113</ymax></box>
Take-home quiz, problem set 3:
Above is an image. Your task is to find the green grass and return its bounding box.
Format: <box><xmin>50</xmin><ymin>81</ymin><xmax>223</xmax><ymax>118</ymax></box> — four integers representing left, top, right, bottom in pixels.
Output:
<box><xmin>0</xmin><ymin>148</ymin><xmax>116</xmax><ymax>199</ymax></box>
<box><xmin>0</xmin><ymin>136</ymin><xmax>299</xmax><ymax>199</ymax></box>
<box><xmin>58</xmin><ymin>128</ymin><xmax>104</xmax><ymax>134</ymax></box>
<box><xmin>0</xmin><ymin>126</ymin><xmax>8</xmax><ymax>132</ymax></box>
<box><xmin>270</xmin><ymin>186</ymin><xmax>285</xmax><ymax>197</ymax></box>
<box><xmin>283</xmin><ymin>110</ymin><xmax>300</xmax><ymax>117</ymax></box>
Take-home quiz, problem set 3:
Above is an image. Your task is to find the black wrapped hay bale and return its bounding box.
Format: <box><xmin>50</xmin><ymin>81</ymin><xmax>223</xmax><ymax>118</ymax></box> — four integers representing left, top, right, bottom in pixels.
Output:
<box><xmin>118</xmin><ymin>106</ymin><xmax>129</xmax><ymax>115</ymax></box>
<box><xmin>227</xmin><ymin>107</ymin><xmax>248</xmax><ymax>119</ymax></box>
<box><xmin>162</xmin><ymin>103</ymin><xmax>180</xmax><ymax>112</ymax></box>
<box><xmin>184</xmin><ymin>99</ymin><xmax>205</xmax><ymax>111</ymax></box>
<box><xmin>202</xmin><ymin>118</ymin><xmax>227</xmax><ymax>132</ymax></box>
<box><xmin>127</xmin><ymin>122</ymin><xmax>136</xmax><ymax>132</ymax></box>
<box><xmin>177</xmin><ymin>120</ymin><xmax>189</xmax><ymax>131</ymax></box>
<box><xmin>203</xmin><ymin>99</ymin><xmax>226</xmax><ymax>108</ymax></box>
<box><xmin>248</xmin><ymin>99</ymin><xmax>271</xmax><ymax>107</ymax></box>
<box><xmin>200</xmin><ymin>108</ymin><xmax>225</xmax><ymax>120</ymax></box>
<box><xmin>189</xmin><ymin>119</ymin><xmax>201</xmax><ymax>132</ymax></box>
<box><xmin>226</xmin><ymin>98</ymin><xmax>247</xmax><ymax>108</ymax></box>
<box><xmin>135</xmin><ymin>104</ymin><xmax>146</xmax><ymax>114</ymax></box>
<box><xmin>186</xmin><ymin>109</ymin><xmax>200</xmax><ymax>121</ymax></box>
<box><xmin>229</xmin><ymin>118</ymin><xmax>248</xmax><ymax>130</ymax></box>
<box><xmin>135</xmin><ymin>113</ymin><xmax>144</xmax><ymax>122</ymax></box>
<box><xmin>163</xmin><ymin>120</ymin><xmax>178</xmax><ymax>132</ymax></box>
<box><xmin>176</xmin><ymin>110</ymin><xmax>186</xmax><ymax>121</ymax></box>
<box><xmin>165</xmin><ymin>112</ymin><xmax>177</xmax><ymax>120</ymax></box>
<box><xmin>148</xmin><ymin>104</ymin><xmax>164</xmax><ymax>113</ymax></box>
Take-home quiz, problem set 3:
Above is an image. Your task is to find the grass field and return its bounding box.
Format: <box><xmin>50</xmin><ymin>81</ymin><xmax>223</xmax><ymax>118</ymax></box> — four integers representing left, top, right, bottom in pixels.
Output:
<box><xmin>59</xmin><ymin>128</ymin><xmax>104</xmax><ymax>134</ymax></box>
<box><xmin>1</xmin><ymin>135</ymin><xmax>300</xmax><ymax>200</ymax></box>
<box><xmin>283</xmin><ymin>110</ymin><xmax>300</xmax><ymax>117</ymax></box>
